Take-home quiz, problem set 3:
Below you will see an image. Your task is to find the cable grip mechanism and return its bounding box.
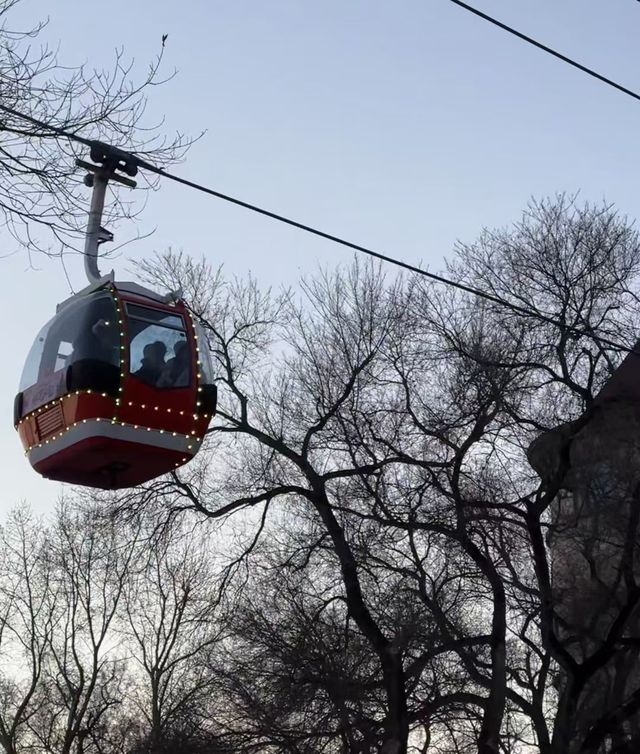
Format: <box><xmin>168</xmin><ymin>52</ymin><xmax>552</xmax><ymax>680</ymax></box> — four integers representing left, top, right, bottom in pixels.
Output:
<box><xmin>77</xmin><ymin>142</ymin><xmax>139</xmax><ymax>284</ymax></box>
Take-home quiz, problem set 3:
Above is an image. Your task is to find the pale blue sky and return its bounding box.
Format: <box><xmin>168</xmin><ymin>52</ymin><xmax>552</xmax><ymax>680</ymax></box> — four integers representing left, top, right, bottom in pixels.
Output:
<box><xmin>3</xmin><ymin>0</ymin><xmax>640</xmax><ymax>511</ymax></box>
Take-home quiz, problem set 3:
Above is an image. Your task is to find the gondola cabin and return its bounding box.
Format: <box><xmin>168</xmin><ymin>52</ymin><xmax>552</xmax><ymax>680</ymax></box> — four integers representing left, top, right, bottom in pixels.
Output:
<box><xmin>14</xmin><ymin>280</ymin><xmax>216</xmax><ymax>489</ymax></box>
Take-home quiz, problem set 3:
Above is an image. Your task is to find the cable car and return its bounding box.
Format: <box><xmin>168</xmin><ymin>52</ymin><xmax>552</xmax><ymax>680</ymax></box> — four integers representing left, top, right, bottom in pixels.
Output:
<box><xmin>13</xmin><ymin>143</ymin><xmax>216</xmax><ymax>489</ymax></box>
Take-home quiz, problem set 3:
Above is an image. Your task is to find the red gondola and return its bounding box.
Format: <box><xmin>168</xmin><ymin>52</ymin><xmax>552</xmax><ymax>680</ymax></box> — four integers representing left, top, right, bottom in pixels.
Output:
<box><xmin>13</xmin><ymin>144</ymin><xmax>216</xmax><ymax>489</ymax></box>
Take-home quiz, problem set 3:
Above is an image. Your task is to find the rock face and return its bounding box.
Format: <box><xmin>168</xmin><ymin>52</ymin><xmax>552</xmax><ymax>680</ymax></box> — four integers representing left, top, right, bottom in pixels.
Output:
<box><xmin>549</xmin><ymin>404</ymin><xmax>640</xmax><ymax>651</ymax></box>
<box><xmin>527</xmin><ymin>347</ymin><xmax>640</xmax><ymax>748</ymax></box>
<box><xmin>527</xmin><ymin>418</ymin><xmax>580</xmax><ymax>487</ymax></box>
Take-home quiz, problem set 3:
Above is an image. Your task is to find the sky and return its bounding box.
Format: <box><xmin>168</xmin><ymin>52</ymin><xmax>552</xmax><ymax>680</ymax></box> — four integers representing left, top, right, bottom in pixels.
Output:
<box><xmin>2</xmin><ymin>0</ymin><xmax>640</xmax><ymax>513</ymax></box>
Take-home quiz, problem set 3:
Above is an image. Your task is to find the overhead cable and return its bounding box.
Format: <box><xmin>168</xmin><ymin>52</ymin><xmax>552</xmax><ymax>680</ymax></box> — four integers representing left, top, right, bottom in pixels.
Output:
<box><xmin>447</xmin><ymin>0</ymin><xmax>640</xmax><ymax>103</ymax></box>
<box><xmin>0</xmin><ymin>104</ymin><xmax>636</xmax><ymax>356</ymax></box>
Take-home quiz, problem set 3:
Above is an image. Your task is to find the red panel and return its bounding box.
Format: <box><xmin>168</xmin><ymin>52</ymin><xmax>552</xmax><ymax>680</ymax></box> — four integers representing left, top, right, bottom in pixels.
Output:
<box><xmin>18</xmin><ymin>394</ymin><xmax>118</xmax><ymax>451</ymax></box>
<box><xmin>33</xmin><ymin>435</ymin><xmax>193</xmax><ymax>489</ymax></box>
<box><xmin>17</xmin><ymin>421</ymin><xmax>35</xmax><ymax>451</ymax></box>
<box><xmin>119</xmin><ymin>378</ymin><xmax>196</xmax><ymax>435</ymax></box>
<box><xmin>62</xmin><ymin>393</ymin><xmax>116</xmax><ymax>426</ymax></box>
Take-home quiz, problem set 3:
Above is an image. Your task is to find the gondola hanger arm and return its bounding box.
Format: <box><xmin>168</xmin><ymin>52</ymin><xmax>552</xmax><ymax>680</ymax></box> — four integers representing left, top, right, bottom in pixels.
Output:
<box><xmin>77</xmin><ymin>144</ymin><xmax>138</xmax><ymax>286</ymax></box>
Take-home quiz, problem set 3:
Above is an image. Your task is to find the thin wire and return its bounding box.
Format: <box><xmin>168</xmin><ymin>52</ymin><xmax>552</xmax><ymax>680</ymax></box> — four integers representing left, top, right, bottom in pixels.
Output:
<box><xmin>0</xmin><ymin>103</ymin><xmax>95</xmax><ymax>147</ymax></box>
<box><xmin>0</xmin><ymin>102</ymin><xmax>636</xmax><ymax>355</ymax></box>
<box><xmin>447</xmin><ymin>0</ymin><xmax>640</xmax><ymax>103</ymax></box>
<box><xmin>149</xmin><ymin>162</ymin><xmax>637</xmax><ymax>353</ymax></box>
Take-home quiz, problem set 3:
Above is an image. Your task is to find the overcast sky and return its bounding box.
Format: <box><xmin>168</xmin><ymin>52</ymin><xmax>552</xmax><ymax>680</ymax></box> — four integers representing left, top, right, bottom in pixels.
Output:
<box><xmin>3</xmin><ymin>0</ymin><xmax>640</xmax><ymax>513</ymax></box>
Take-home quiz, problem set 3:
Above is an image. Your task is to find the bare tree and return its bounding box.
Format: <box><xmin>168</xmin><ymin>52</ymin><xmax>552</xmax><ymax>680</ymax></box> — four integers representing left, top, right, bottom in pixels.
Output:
<box><xmin>25</xmin><ymin>502</ymin><xmax>142</xmax><ymax>754</ymax></box>
<box><xmin>0</xmin><ymin>0</ymin><xmax>193</xmax><ymax>258</ymax></box>
<box><xmin>128</xmin><ymin>254</ymin><xmax>489</xmax><ymax>753</ymax></box>
<box><xmin>0</xmin><ymin>499</ymin><xmax>234</xmax><ymax>754</ymax></box>
<box><xmin>116</xmin><ymin>196</ymin><xmax>640</xmax><ymax>754</ymax></box>
<box><xmin>209</xmin><ymin>530</ymin><xmax>392</xmax><ymax>753</ymax></box>
<box><xmin>120</xmin><ymin>521</ymin><xmax>227</xmax><ymax>754</ymax></box>
<box><xmin>438</xmin><ymin>195</ymin><xmax>640</xmax><ymax>753</ymax></box>
<box><xmin>0</xmin><ymin>505</ymin><xmax>57</xmax><ymax>754</ymax></box>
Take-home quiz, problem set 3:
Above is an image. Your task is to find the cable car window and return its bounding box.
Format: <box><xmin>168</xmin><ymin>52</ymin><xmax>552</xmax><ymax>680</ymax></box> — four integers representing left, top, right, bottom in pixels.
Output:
<box><xmin>19</xmin><ymin>293</ymin><xmax>119</xmax><ymax>414</ymax></box>
<box><xmin>126</xmin><ymin>304</ymin><xmax>185</xmax><ymax>331</ymax></box>
<box><xmin>20</xmin><ymin>319</ymin><xmax>53</xmax><ymax>393</ymax></box>
<box><xmin>55</xmin><ymin>342</ymin><xmax>74</xmax><ymax>372</ymax></box>
<box><xmin>127</xmin><ymin>305</ymin><xmax>191</xmax><ymax>389</ymax></box>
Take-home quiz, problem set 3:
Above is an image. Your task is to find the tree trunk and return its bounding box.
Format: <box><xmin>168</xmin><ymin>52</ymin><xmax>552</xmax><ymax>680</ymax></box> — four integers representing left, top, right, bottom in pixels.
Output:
<box><xmin>381</xmin><ymin>645</ymin><xmax>409</xmax><ymax>754</ymax></box>
<box><xmin>312</xmin><ymin>482</ymin><xmax>409</xmax><ymax>753</ymax></box>
<box><xmin>551</xmin><ymin>679</ymin><xmax>580</xmax><ymax>754</ymax></box>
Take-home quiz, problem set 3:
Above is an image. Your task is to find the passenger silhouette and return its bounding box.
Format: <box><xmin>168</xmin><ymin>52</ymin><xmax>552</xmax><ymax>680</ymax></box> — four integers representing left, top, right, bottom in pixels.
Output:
<box><xmin>157</xmin><ymin>340</ymin><xmax>190</xmax><ymax>388</ymax></box>
<box><xmin>68</xmin><ymin>319</ymin><xmax>115</xmax><ymax>365</ymax></box>
<box><xmin>134</xmin><ymin>341</ymin><xmax>167</xmax><ymax>385</ymax></box>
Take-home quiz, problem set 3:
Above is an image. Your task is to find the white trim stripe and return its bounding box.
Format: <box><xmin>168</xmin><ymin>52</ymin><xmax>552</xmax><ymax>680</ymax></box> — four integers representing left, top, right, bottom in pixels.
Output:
<box><xmin>28</xmin><ymin>419</ymin><xmax>200</xmax><ymax>466</ymax></box>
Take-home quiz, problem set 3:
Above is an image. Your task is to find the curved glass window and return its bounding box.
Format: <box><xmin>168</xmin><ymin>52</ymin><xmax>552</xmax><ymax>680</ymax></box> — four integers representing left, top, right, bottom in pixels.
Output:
<box><xmin>127</xmin><ymin>304</ymin><xmax>191</xmax><ymax>389</ymax></box>
<box><xmin>19</xmin><ymin>292</ymin><xmax>119</xmax><ymax>414</ymax></box>
<box><xmin>194</xmin><ymin>321</ymin><xmax>215</xmax><ymax>385</ymax></box>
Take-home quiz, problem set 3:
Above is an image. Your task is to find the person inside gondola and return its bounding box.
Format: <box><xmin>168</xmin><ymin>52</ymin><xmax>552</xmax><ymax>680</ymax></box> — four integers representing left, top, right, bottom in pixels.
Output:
<box><xmin>68</xmin><ymin>318</ymin><xmax>116</xmax><ymax>366</ymax></box>
<box><xmin>156</xmin><ymin>340</ymin><xmax>190</xmax><ymax>388</ymax></box>
<box><xmin>134</xmin><ymin>341</ymin><xmax>167</xmax><ymax>385</ymax></box>
<box><xmin>91</xmin><ymin>318</ymin><xmax>118</xmax><ymax>362</ymax></box>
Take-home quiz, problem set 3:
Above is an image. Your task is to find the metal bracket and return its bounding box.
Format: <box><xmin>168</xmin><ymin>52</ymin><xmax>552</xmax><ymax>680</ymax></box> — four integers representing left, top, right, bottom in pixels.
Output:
<box><xmin>76</xmin><ymin>158</ymin><xmax>137</xmax><ymax>189</ymax></box>
<box><xmin>78</xmin><ymin>142</ymin><xmax>140</xmax><ymax>285</ymax></box>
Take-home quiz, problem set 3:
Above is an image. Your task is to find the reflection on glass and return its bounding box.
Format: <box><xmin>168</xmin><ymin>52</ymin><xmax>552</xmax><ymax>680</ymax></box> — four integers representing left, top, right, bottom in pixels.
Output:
<box><xmin>194</xmin><ymin>321</ymin><xmax>215</xmax><ymax>385</ymax></box>
<box><xmin>19</xmin><ymin>293</ymin><xmax>119</xmax><ymax>413</ymax></box>
<box><xmin>126</xmin><ymin>304</ymin><xmax>191</xmax><ymax>389</ymax></box>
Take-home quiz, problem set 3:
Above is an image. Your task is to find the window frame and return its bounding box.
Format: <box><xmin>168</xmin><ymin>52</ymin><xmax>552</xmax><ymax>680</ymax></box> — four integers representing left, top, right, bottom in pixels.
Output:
<box><xmin>125</xmin><ymin>303</ymin><xmax>192</xmax><ymax>390</ymax></box>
